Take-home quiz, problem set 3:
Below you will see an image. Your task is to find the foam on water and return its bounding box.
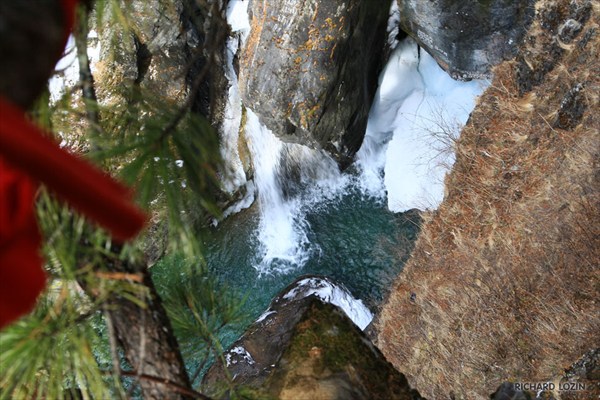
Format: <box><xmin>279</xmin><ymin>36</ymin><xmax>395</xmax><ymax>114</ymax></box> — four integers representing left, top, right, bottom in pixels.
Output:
<box><xmin>244</xmin><ymin>110</ymin><xmax>311</xmax><ymax>274</ymax></box>
<box><xmin>243</xmin><ymin>109</ymin><xmax>351</xmax><ymax>275</ymax></box>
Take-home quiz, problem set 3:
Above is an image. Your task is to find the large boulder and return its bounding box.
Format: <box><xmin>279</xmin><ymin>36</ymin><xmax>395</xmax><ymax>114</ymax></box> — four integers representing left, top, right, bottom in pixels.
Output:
<box><xmin>239</xmin><ymin>0</ymin><xmax>390</xmax><ymax>167</ymax></box>
<box><xmin>203</xmin><ymin>275</ymin><xmax>423</xmax><ymax>399</ymax></box>
<box><xmin>396</xmin><ymin>0</ymin><xmax>535</xmax><ymax>79</ymax></box>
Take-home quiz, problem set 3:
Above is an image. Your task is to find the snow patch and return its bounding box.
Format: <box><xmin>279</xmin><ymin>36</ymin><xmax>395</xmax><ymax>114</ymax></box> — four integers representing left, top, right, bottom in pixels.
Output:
<box><xmin>219</xmin><ymin>0</ymin><xmax>252</xmax><ymax>197</ymax></box>
<box><xmin>283</xmin><ymin>278</ymin><xmax>373</xmax><ymax>330</ymax></box>
<box><xmin>226</xmin><ymin>0</ymin><xmax>251</xmax><ymax>39</ymax></box>
<box><xmin>226</xmin><ymin>346</ymin><xmax>255</xmax><ymax>366</ymax></box>
<box><xmin>255</xmin><ymin>310</ymin><xmax>276</xmax><ymax>323</ymax></box>
<box><xmin>48</xmin><ymin>36</ymin><xmax>79</xmax><ymax>103</ymax></box>
<box><xmin>357</xmin><ymin>38</ymin><xmax>489</xmax><ymax>212</ymax></box>
<box><xmin>386</xmin><ymin>0</ymin><xmax>401</xmax><ymax>49</ymax></box>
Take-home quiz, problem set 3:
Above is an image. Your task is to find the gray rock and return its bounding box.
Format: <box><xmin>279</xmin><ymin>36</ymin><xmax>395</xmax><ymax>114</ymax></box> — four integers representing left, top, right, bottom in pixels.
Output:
<box><xmin>490</xmin><ymin>382</ymin><xmax>535</xmax><ymax>400</ymax></box>
<box><xmin>239</xmin><ymin>0</ymin><xmax>390</xmax><ymax>167</ymax></box>
<box><xmin>203</xmin><ymin>275</ymin><xmax>423</xmax><ymax>399</ymax></box>
<box><xmin>490</xmin><ymin>349</ymin><xmax>600</xmax><ymax>399</ymax></box>
<box><xmin>396</xmin><ymin>0</ymin><xmax>535</xmax><ymax>80</ymax></box>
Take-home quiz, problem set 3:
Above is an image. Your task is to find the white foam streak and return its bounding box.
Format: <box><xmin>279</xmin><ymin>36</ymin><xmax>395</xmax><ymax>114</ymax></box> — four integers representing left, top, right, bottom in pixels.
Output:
<box><xmin>244</xmin><ymin>110</ymin><xmax>310</xmax><ymax>274</ymax></box>
<box><xmin>244</xmin><ymin>109</ymin><xmax>350</xmax><ymax>274</ymax></box>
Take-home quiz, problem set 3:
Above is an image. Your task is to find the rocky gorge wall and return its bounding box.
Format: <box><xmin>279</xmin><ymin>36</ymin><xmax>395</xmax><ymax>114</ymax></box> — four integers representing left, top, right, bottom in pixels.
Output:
<box><xmin>202</xmin><ymin>276</ymin><xmax>424</xmax><ymax>400</ymax></box>
<box><xmin>396</xmin><ymin>0</ymin><xmax>535</xmax><ymax>79</ymax></box>
<box><xmin>376</xmin><ymin>1</ymin><xmax>599</xmax><ymax>398</ymax></box>
<box><xmin>64</xmin><ymin>1</ymin><xmax>599</xmax><ymax>397</ymax></box>
<box><xmin>238</xmin><ymin>0</ymin><xmax>389</xmax><ymax>167</ymax></box>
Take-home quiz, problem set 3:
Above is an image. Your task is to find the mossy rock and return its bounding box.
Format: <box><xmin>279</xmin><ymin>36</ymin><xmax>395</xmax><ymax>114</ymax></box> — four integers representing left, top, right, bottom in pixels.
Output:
<box><xmin>203</xmin><ymin>275</ymin><xmax>423</xmax><ymax>400</ymax></box>
<box><xmin>264</xmin><ymin>300</ymin><xmax>423</xmax><ymax>400</ymax></box>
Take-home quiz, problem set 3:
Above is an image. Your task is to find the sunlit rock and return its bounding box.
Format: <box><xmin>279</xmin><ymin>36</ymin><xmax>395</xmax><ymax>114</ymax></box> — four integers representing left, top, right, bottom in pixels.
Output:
<box><xmin>203</xmin><ymin>275</ymin><xmax>422</xmax><ymax>399</ymax></box>
<box><xmin>238</xmin><ymin>0</ymin><xmax>390</xmax><ymax>167</ymax></box>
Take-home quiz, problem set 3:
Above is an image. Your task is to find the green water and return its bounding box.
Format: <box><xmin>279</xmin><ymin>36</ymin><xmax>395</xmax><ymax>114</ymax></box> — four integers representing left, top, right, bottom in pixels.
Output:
<box><xmin>200</xmin><ymin>185</ymin><xmax>420</xmax><ymax>323</ymax></box>
<box><xmin>151</xmin><ymin>179</ymin><xmax>421</xmax><ymax>381</ymax></box>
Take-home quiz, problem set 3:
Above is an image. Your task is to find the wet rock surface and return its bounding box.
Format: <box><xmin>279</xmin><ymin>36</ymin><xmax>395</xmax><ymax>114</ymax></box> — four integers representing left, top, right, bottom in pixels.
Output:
<box><xmin>238</xmin><ymin>0</ymin><xmax>389</xmax><ymax>167</ymax></box>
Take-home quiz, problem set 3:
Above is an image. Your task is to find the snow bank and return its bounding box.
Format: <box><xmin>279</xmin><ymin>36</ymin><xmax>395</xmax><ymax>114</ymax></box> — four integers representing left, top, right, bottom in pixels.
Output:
<box><xmin>225</xmin><ymin>346</ymin><xmax>255</xmax><ymax>366</ymax></box>
<box><xmin>282</xmin><ymin>277</ymin><xmax>373</xmax><ymax>330</ymax></box>
<box><xmin>48</xmin><ymin>36</ymin><xmax>79</xmax><ymax>103</ymax></box>
<box><xmin>220</xmin><ymin>0</ymin><xmax>252</xmax><ymax>195</ymax></box>
<box><xmin>357</xmin><ymin>38</ymin><xmax>489</xmax><ymax>212</ymax></box>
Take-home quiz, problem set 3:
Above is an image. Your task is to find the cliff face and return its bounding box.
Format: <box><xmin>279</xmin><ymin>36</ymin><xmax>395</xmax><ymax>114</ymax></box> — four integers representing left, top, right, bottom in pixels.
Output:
<box><xmin>239</xmin><ymin>0</ymin><xmax>389</xmax><ymax>167</ymax></box>
<box><xmin>376</xmin><ymin>1</ymin><xmax>599</xmax><ymax>398</ymax></box>
<box><xmin>397</xmin><ymin>0</ymin><xmax>535</xmax><ymax>79</ymax></box>
<box><xmin>203</xmin><ymin>276</ymin><xmax>423</xmax><ymax>400</ymax></box>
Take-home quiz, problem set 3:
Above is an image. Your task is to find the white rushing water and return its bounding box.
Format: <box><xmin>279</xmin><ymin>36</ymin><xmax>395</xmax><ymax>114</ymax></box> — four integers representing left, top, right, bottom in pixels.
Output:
<box><xmin>244</xmin><ymin>110</ymin><xmax>309</xmax><ymax>273</ymax></box>
<box><xmin>219</xmin><ymin>3</ymin><xmax>489</xmax><ymax>274</ymax></box>
<box><xmin>244</xmin><ymin>109</ymin><xmax>348</xmax><ymax>274</ymax></box>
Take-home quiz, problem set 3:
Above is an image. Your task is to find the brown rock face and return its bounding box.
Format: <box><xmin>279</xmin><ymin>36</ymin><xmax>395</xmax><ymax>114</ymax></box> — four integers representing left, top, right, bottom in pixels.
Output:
<box><xmin>203</xmin><ymin>275</ymin><xmax>424</xmax><ymax>400</ymax></box>
<box><xmin>376</xmin><ymin>0</ymin><xmax>599</xmax><ymax>398</ymax></box>
<box><xmin>239</xmin><ymin>0</ymin><xmax>389</xmax><ymax>167</ymax></box>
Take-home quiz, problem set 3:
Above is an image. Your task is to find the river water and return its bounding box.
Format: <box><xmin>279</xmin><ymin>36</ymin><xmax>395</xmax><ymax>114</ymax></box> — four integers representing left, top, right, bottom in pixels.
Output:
<box><xmin>152</xmin><ymin>3</ymin><xmax>488</xmax><ymax>360</ymax></box>
<box><xmin>191</xmin><ymin>36</ymin><xmax>488</xmax><ymax>329</ymax></box>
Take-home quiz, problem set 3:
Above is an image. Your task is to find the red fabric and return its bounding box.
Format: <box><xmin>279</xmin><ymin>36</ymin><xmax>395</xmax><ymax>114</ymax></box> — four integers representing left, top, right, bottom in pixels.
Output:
<box><xmin>0</xmin><ymin>98</ymin><xmax>147</xmax><ymax>241</ymax></box>
<box><xmin>0</xmin><ymin>0</ymin><xmax>147</xmax><ymax>329</ymax></box>
<box><xmin>61</xmin><ymin>0</ymin><xmax>78</xmax><ymax>30</ymax></box>
<box><xmin>0</xmin><ymin>159</ymin><xmax>45</xmax><ymax>329</ymax></box>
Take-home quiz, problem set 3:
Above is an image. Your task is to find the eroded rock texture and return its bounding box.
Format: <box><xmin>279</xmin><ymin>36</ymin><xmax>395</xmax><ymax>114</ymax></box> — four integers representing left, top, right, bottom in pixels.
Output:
<box><xmin>239</xmin><ymin>0</ymin><xmax>389</xmax><ymax>167</ymax></box>
<box><xmin>203</xmin><ymin>275</ymin><xmax>423</xmax><ymax>400</ymax></box>
<box><xmin>396</xmin><ymin>0</ymin><xmax>535</xmax><ymax>79</ymax></box>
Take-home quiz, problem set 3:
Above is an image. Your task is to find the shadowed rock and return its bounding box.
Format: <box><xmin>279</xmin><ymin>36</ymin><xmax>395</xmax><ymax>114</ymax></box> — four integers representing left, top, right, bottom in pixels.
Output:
<box><xmin>396</xmin><ymin>0</ymin><xmax>535</xmax><ymax>80</ymax></box>
<box><xmin>203</xmin><ymin>275</ymin><xmax>423</xmax><ymax>399</ymax></box>
<box><xmin>238</xmin><ymin>0</ymin><xmax>389</xmax><ymax>167</ymax></box>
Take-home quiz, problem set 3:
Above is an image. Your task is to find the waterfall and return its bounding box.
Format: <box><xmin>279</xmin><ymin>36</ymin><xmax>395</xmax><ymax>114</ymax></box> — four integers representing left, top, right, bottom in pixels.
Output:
<box><xmin>244</xmin><ymin>109</ymin><xmax>347</xmax><ymax>274</ymax></box>
<box><xmin>219</xmin><ymin>2</ymin><xmax>489</xmax><ymax>275</ymax></box>
<box><xmin>244</xmin><ymin>110</ymin><xmax>309</xmax><ymax>274</ymax></box>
